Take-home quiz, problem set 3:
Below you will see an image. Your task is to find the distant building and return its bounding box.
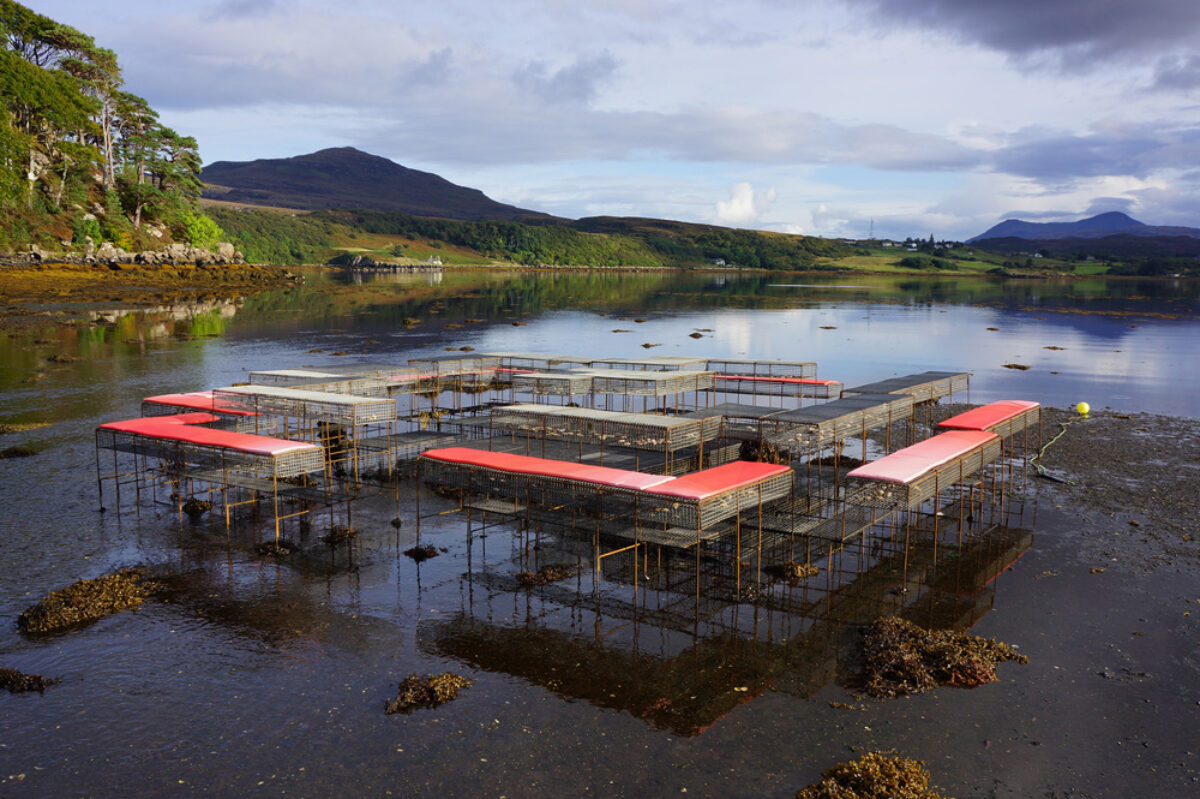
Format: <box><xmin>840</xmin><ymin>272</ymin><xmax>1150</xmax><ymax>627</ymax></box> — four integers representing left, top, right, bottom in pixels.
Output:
<box><xmin>712</xmin><ymin>258</ymin><xmax>726</xmax><ymax>266</ymax></box>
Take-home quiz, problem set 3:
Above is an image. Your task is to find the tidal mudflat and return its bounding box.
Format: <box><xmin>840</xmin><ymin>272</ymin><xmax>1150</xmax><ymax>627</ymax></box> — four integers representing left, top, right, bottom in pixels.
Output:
<box><xmin>1</xmin><ymin>270</ymin><xmax>1197</xmax><ymax>797</ymax></box>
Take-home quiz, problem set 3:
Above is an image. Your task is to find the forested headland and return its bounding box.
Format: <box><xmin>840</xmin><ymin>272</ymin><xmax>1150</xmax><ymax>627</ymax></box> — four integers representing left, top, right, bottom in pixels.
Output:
<box><xmin>0</xmin><ymin>1</ymin><xmax>226</xmax><ymax>257</ymax></box>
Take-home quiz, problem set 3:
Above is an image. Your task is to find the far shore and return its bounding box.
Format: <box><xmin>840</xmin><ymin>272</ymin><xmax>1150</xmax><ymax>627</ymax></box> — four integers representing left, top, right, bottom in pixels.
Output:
<box><xmin>0</xmin><ymin>260</ymin><xmax>1191</xmax><ymax>332</ymax></box>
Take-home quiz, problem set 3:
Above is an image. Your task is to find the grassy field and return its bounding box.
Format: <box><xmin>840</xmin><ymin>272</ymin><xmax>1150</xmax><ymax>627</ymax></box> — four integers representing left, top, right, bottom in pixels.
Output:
<box><xmin>818</xmin><ymin>247</ymin><xmax>1094</xmax><ymax>275</ymax></box>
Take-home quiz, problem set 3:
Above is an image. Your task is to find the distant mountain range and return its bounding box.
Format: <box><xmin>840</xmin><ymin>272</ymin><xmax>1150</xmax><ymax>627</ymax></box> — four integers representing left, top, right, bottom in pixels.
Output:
<box><xmin>201</xmin><ymin>147</ymin><xmax>554</xmax><ymax>222</ymax></box>
<box><xmin>968</xmin><ymin>212</ymin><xmax>1200</xmax><ymax>243</ymax></box>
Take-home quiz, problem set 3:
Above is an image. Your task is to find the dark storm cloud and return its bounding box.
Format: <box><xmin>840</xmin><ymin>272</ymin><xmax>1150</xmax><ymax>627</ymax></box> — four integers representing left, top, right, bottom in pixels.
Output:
<box><xmin>843</xmin><ymin>0</ymin><xmax>1200</xmax><ymax>68</ymax></box>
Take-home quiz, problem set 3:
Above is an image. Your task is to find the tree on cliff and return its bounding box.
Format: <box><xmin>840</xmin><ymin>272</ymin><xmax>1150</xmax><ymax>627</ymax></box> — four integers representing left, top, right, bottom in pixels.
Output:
<box><xmin>0</xmin><ymin>0</ymin><xmax>219</xmax><ymax>253</ymax></box>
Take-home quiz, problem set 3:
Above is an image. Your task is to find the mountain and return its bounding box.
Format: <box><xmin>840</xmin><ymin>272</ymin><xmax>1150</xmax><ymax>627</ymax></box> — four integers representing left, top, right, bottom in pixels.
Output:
<box><xmin>968</xmin><ymin>212</ymin><xmax>1200</xmax><ymax>243</ymax></box>
<box><xmin>201</xmin><ymin>148</ymin><xmax>554</xmax><ymax>222</ymax></box>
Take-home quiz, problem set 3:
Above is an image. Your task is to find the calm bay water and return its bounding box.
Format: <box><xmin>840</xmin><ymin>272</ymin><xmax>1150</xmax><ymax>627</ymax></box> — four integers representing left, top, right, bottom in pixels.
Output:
<box><xmin>0</xmin><ymin>270</ymin><xmax>1197</xmax><ymax>797</ymax></box>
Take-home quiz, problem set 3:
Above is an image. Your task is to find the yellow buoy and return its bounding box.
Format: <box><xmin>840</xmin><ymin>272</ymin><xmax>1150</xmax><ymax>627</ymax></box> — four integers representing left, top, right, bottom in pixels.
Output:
<box><xmin>1076</xmin><ymin>401</ymin><xmax>1090</xmax><ymax>416</ymax></box>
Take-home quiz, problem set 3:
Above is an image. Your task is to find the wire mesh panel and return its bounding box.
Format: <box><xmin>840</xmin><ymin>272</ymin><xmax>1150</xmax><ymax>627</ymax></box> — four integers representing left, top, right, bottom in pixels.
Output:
<box><xmin>583</xmin><ymin>369</ymin><xmax>715</xmax><ymax>397</ymax></box>
<box><xmin>247</xmin><ymin>369</ymin><xmax>345</xmax><ymax>385</ymax></box>
<box><xmin>212</xmin><ymin>385</ymin><xmax>397</xmax><ymax>425</ymax></box>
<box><xmin>486</xmin><ymin>404</ymin><xmax>721</xmax><ymax>452</ymax></box>
<box><xmin>685</xmin><ymin>403</ymin><xmax>790</xmax><ymax>442</ymax></box>
<box><xmin>510</xmin><ymin>371</ymin><xmax>596</xmax><ymax>396</ymax></box>
<box><xmin>588</xmin><ymin>356</ymin><xmax>712</xmax><ymax>371</ymax></box>
<box><xmin>762</xmin><ymin>393</ymin><xmax>914</xmax><ymax>451</ymax></box>
<box><xmin>844</xmin><ymin>371</ymin><xmax>969</xmax><ymax>404</ymax></box>
<box><xmin>408</xmin><ymin>355</ymin><xmax>502</xmax><ymax>377</ymax></box>
<box><xmin>706</xmin><ymin>359</ymin><xmax>818</xmax><ymax>379</ymax></box>
<box><xmin>710</xmin><ymin>376</ymin><xmax>843</xmax><ymax>400</ymax></box>
<box><xmin>480</xmin><ymin>352</ymin><xmax>593</xmax><ymax>370</ymax></box>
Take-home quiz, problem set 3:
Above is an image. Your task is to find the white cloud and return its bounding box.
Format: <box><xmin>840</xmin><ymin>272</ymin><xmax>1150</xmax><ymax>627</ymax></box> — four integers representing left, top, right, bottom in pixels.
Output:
<box><xmin>715</xmin><ymin>182</ymin><xmax>776</xmax><ymax>226</ymax></box>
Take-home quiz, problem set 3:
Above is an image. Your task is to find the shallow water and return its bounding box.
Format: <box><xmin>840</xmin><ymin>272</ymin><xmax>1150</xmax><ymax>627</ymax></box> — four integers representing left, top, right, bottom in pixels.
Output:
<box><xmin>1</xmin><ymin>269</ymin><xmax>1198</xmax><ymax>797</ymax></box>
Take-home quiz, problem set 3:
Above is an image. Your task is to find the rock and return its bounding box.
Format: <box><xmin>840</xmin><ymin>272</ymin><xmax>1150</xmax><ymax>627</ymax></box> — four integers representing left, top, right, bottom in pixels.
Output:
<box><xmin>217</xmin><ymin>242</ymin><xmax>236</xmax><ymax>260</ymax></box>
<box><xmin>96</xmin><ymin>242</ymin><xmax>124</xmax><ymax>264</ymax></box>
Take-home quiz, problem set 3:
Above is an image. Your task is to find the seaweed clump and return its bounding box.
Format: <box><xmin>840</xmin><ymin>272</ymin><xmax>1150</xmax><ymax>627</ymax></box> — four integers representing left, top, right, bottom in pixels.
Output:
<box><xmin>403</xmin><ymin>544</ymin><xmax>439</xmax><ymax>563</ymax></box>
<box><xmin>794</xmin><ymin>751</ymin><xmax>950</xmax><ymax>799</ymax></box>
<box><xmin>322</xmin><ymin>525</ymin><xmax>358</xmax><ymax>547</ymax></box>
<box><xmin>862</xmin><ymin>617</ymin><xmax>1027</xmax><ymax>698</ymax></box>
<box><xmin>17</xmin><ymin>568</ymin><xmax>161</xmax><ymax>634</ymax></box>
<box><xmin>0</xmin><ymin>667</ymin><xmax>60</xmax><ymax>694</ymax></box>
<box><xmin>0</xmin><ymin>446</ymin><xmax>36</xmax><ymax>458</ymax></box>
<box><xmin>739</xmin><ymin>439</ymin><xmax>785</xmax><ymax>464</ymax></box>
<box><xmin>385</xmin><ymin>672</ymin><xmax>472</xmax><ymax>714</ymax></box>
<box><xmin>257</xmin><ymin>539</ymin><xmax>299</xmax><ymax>557</ymax></box>
<box><xmin>766</xmin><ymin>561</ymin><xmax>819</xmax><ymax>582</ymax></box>
<box><xmin>181</xmin><ymin>497</ymin><xmax>211</xmax><ymax>517</ymax></box>
<box><xmin>517</xmin><ymin>564</ymin><xmax>577</xmax><ymax>587</ymax></box>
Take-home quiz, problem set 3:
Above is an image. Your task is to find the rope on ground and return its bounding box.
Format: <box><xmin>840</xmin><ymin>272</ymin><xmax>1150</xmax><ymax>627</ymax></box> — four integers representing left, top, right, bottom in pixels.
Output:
<box><xmin>1030</xmin><ymin>416</ymin><xmax>1081</xmax><ymax>484</ymax></box>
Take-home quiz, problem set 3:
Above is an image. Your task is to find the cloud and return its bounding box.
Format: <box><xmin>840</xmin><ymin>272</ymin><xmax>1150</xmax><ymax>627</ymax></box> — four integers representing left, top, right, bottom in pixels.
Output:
<box><xmin>1151</xmin><ymin>55</ymin><xmax>1200</xmax><ymax>92</ymax></box>
<box><xmin>715</xmin><ymin>182</ymin><xmax>776</xmax><ymax>226</ymax></box>
<box><xmin>207</xmin><ymin>0</ymin><xmax>278</xmax><ymax>20</ymax></box>
<box><xmin>513</xmin><ymin>53</ymin><xmax>619</xmax><ymax>105</ymax></box>
<box><xmin>842</xmin><ymin>0</ymin><xmax>1200</xmax><ymax>70</ymax></box>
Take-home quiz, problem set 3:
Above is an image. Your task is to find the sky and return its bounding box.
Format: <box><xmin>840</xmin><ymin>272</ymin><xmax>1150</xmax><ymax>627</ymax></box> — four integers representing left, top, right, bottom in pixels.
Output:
<box><xmin>34</xmin><ymin>0</ymin><xmax>1200</xmax><ymax>240</ymax></box>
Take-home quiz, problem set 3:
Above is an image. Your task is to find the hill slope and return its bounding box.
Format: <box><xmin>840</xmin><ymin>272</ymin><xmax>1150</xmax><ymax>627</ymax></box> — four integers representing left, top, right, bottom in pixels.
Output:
<box><xmin>969</xmin><ymin>212</ymin><xmax>1200</xmax><ymax>242</ymax></box>
<box><xmin>202</xmin><ymin>148</ymin><xmax>553</xmax><ymax>222</ymax></box>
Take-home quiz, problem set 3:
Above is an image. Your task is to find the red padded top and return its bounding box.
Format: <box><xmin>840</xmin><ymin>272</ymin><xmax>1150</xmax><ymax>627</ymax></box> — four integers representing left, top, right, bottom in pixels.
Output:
<box><xmin>714</xmin><ymin>374</ymin><xmax>839</xmax><ymax>387</ymax></box>
<box><xmin>100</xmin><ymin>413</ymin><xmax>319</xmax><ymax>456</ymax></box>
<box><xmin>641</xmin><ymin>461</ymin><xmax>791</xmax><ymax>501</ymax></box>
<box><xmin>938</xmin><ymin>400</ymin><xmax>1039</xmax><ymax>432</ymax></box>
<box><xmin>143</xmin><ymin>391</ymin><xmax>257</xmax><ymax>416</ymax></box>
<box><xmin>420</xmin><ymin>447</ymin><xmax>675</xmax><ymax>491</ymax></box>
<box><xmin>102</xmin><ymin>413</ymin><xmax>221</xmax><ymax>431</ymax></box>
<box><xmin>846</xmin><ymin>430</ymin><xmax>999</xmax><ymax>484</ymax></box>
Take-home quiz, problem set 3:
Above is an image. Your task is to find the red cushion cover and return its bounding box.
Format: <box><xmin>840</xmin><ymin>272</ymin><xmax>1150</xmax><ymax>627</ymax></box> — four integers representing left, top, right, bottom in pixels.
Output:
<box><xmin>938</xmin><ymin>400</ymin><xmax>1039</xmax><ymax>432</ymax></box>
<box><xmin>641</xmin><ymin>461</ymin><xmax>791</xmax><ymax>500</ymax></box>
<box><xmin>846</xmin><ymin>430</ymin><xmax>998</xmax><ymax>484</ymax></box>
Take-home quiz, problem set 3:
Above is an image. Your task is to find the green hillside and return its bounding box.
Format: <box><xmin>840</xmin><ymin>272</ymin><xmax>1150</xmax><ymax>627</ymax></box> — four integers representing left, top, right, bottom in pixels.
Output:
<box><xmin>207</xmin><ymin>206</ymin><xmax>857</xmax><ymax>269</ymax></box>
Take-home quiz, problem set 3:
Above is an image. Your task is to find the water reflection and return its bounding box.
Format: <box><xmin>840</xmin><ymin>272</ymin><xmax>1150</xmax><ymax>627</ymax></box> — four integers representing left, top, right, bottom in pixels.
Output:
<box><xmin>422</xmin><ymin>509</ymin><xmax>1033</xmax><ymax>736</ymax></box>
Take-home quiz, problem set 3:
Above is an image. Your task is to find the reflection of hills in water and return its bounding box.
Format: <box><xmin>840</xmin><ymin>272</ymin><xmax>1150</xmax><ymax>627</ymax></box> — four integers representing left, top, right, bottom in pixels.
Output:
<box><xmin>421</xmin><ymin>516</ymin><xmax>1034</xmax><ymax>736</ymax></box>
<box><xmin>236</xmin><ymin>269</ymin><xmax>1196</xmax><ymax>344</ymax></box>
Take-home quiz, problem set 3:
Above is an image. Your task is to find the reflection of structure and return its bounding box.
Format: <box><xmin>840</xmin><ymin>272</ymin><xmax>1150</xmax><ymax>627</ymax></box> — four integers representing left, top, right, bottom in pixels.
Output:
<box><xmin>421</xmin><ymin>507</ymin><xmax>1034</xmax><ymax>736</ymax></box>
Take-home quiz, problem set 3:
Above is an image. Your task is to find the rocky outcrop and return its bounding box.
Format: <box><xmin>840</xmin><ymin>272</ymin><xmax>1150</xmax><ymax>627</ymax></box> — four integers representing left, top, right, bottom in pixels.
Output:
<box><xmin>4</xmin><ymin>242</ymin><xmax>246</xmax><ymax>267</ymax></box>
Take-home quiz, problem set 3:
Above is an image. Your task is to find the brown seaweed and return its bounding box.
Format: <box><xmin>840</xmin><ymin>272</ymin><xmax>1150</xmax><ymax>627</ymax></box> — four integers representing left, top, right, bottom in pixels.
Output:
<box><xmin>18</xmin><ymin>568</ymin><xmax>161</xmax><ymax>634</ymax></box>
<box><xmin>322</xmin><ymin>525</ymin><xmax>358</xmax><ymax>547</ymax></box>
<box><xmin>765</xmin><ymin>561</ymin><xmax>819</xmax><ymax>582</ymax></box>
<box><xmin>384</xmin><ymin>672</ymin><xmax>472</xmax><ymax>714</ymax></box>
<box><xmin>181</xmin><ymin>497</ymin><xmax>211</xmax><ymax>517</ymax></box>
<box><xmin>793</xmin><ymin>751</ymin><xmax>951</xmax><ymax>799</ymax></box>
<box><xmin>403</xmin><ymin>544</ymin><xmax>439</xmax><ymax>563</ymax></box>
<box><xmin>256</xmin><ymin>539</ymin><xmax>299</xmax><ymax>557</ymax></box>
<box><xmin>0</xmin><ymin>667</ymin><xmax>60</xmax><ymax>694</ymax></box>
<box><xmin>0</xmin><ymin>446</ymin><xmax>36</xmax><ymax>458</ymax></box>
<box><xmin>517</xmin><ymin>564</ymin><xmax>577</xmax><ymax>587</ymax></box>
<box><xmin>862</xmin><ymin>617</ymin><xmax>1027</xmax><ymax>698</ymax></box>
